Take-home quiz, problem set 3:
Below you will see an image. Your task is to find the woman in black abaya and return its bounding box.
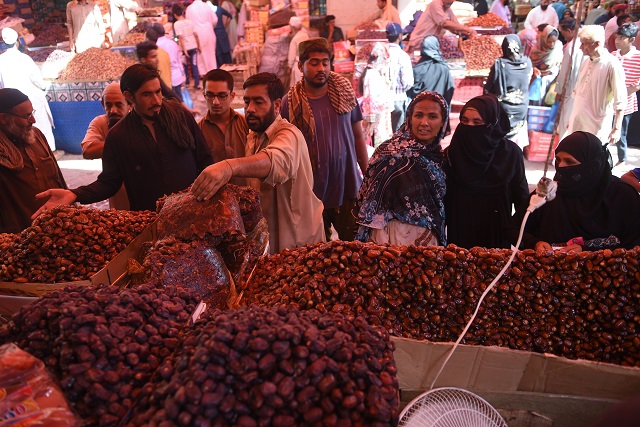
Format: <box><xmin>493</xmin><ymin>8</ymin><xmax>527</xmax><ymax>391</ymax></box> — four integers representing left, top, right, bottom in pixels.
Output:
<box><xmin>484</xmin><ymin>34</ymin><xmax>533</xmax><ymax>139</ymax></box>
<box><xmin>445</xmin><ymin>94</ymin><xmax>529</xmax><ymax>249</ymax></box>
<box><xmin>407</xmin><ymin>36</ymin><xmax>454</xmax><ymax>107</ymax></box>
<box><xmin>509</xmin><ymin>131</ymin><xmax>640</xmax><ymax>251</ymax></box>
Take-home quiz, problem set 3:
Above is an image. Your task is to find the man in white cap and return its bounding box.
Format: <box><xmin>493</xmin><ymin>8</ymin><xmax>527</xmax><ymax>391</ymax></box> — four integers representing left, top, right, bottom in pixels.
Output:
<box><xmin>0</xmin><ymin>28</ymin><xmax>56</xmax><ymax>151</ymax></box>
<box><xmin>0</xmin><ymin>88</ymin><xmax>66</xmax><ymax>233</ymax></box>
<box><xmin>287</xmin><ymin>16</ymin><xmax>309</xmax><ymax>89</ymax></box>
<box><xmin>80</xmin><ymin>82</ymin><xmax>130</xmax><ymax>209</ymax></box>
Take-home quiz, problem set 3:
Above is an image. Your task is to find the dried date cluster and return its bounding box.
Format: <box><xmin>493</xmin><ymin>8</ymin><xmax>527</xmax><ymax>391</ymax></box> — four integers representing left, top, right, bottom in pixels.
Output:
<box><xmin>0</xmin><ymin>283</ymin><xmax>200</xmax><ymax>426</ymax></box>
<box><xmin>129</xmin><ymin>22</ymin><xmax>151</xmax><ymax>33</ymax></box>
<box><xmin>461</xmin><ymin>35</ymin><xmax>502</xmax><ymax>71</ymax></box>
<box><xmin>467</xmin><ymin>12</ymin><xmax>509</xmax><ymax>27</ymax></box>
<box><xmin>249</xmin><ymin>241</ymin><xmax>640</xmax><ymax>367</ymax></box>
<box><xmin>58</xmin><ymin>48</ymin><xmax>137</xmax><ymax>81</ymax></box>
<box><xmin>113</xmin><ymin>32</ymin><xmax>145</xmax><ymax>47</ymax></box>
<box><xmin>129</xmin><ymin>305</ymin><xmax>399</xmax><ymax>426</ymax></box>
<box><xmin>30</xmin><ymin>24</ymin><xmax>68</xmax><ymax>47</ymax></box>
<box><xmin>0</xmin><ymin>206</ymin><xmax>156</xmax><ymax>282</ymax></box>
<box><xmin>437</xmin><ymin>36</ymin><xmax>464</xmax><ymax>59</ymax></box>
<box><xmin>25</xmin><ymin>47</ymin><xmax>56</xmax><ymax>62</ymax></box>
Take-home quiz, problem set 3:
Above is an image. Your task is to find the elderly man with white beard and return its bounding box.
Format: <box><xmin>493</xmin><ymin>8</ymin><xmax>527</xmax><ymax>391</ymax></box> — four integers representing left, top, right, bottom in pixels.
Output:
<box><xmin>0</xmin><ymin>88</ymin><xmax>67</xmax><ymax>233</ymax></box>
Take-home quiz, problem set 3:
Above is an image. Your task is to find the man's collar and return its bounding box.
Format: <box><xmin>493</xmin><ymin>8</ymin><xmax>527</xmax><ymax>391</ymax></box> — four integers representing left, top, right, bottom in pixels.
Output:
<box><xmin>252</xmin><ymin>114</ymin><xmax>282</xmax><ymax>140</ymax></box>
<box><xmin>204</xmin><ymin>108</ymin><xmax>238</xmax><ymax>125</ymax></box>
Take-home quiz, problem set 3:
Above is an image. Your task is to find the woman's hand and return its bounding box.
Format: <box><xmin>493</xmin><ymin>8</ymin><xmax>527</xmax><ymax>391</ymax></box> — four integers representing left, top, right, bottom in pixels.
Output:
<box><xmin>535</xmin><ymin>241</ymin><xmax>552</xmax><ymax>253</ymax></box>
<box><xmin>532</xmin><ymin>67</ymin><xmax>541</xmax><ymax>78</ymax></box>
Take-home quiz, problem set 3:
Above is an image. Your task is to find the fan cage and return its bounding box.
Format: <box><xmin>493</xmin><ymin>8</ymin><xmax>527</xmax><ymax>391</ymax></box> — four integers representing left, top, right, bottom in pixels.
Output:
<box><xmin>398</xmin><ymin>387</ymin><xmax>508</xmax><ymax>427</ymax></box>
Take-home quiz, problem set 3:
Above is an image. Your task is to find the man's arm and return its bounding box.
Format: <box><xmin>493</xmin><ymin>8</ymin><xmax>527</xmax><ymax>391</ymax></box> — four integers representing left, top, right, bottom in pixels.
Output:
<box><xmin>192</xmin><ymin>152</ymin><xmax>271</xmax><ymax>200</ymax></box>
<box><xmin>352</xmin><ymin>121</ymin><xmax>368</xmax><ymax>174</ymax></box>
<box><xmin>66</xmin><ymin>3</ymin><xmax>75</xmax><ymax>51</ymax></box>
<box><xmin>609</xmin><ymin>61</ymin><xmax>628</xmax><ymax>145</ymax></box>
<box><xmin>80</xmin><ymin>116</ymin><xmax>107</xmax><ymax>159</ymax></box>
<box><xmin>443</xmin><ymin>20</ymin><xmax>476</xmax><ymax>36</ymax></box>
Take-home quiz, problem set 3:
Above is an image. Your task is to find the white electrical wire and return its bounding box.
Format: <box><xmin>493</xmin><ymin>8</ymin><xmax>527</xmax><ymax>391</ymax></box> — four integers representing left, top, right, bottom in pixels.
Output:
<box><xmin>428</xmin><ymin>208</ymin><xmax>533</xmax><ymax>389</ymax></box>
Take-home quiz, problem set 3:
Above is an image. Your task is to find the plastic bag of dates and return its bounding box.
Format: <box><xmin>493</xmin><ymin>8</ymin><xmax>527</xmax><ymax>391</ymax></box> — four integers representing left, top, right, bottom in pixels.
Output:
<box><xmin>141</xmin><ymin>237</ymin><xmax>236</xmax><ymax>309</ymax></box>
<box><xmin>156</xmin><ymin>186</ymin><xmax>246</xmax><ymax>245</ymax></box>
<box><xmin>128</xmin><ymin>305</ymin><xmax>400</xmax><ymax>426</ymax></box>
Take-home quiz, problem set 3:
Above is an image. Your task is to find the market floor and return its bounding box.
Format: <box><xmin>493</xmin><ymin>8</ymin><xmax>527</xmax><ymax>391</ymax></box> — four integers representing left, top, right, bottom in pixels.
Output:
<box><xmin>56</xmin><ymin>86</ymin><xmax>640</xmax><ymax>200</ymax></box>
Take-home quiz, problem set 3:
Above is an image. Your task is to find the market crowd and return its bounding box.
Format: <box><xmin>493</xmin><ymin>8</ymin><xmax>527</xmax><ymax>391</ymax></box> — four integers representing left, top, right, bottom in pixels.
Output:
<box><xmin>2</xmin><ymin>0</ymin><xmax>640</xmax><ymax>256</ymax></box>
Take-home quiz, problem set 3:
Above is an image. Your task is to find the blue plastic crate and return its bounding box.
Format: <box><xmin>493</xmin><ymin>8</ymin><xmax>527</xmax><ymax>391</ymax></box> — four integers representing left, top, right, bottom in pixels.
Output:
<box><xmin>527</xmin><ymin>106</ymin><xmax>552</xmax><ymax>118</ymax></box>
<box><xmin>50</xmin><ymin>101</ymin><xmax>104</xmax><ymax>154</ymax></box>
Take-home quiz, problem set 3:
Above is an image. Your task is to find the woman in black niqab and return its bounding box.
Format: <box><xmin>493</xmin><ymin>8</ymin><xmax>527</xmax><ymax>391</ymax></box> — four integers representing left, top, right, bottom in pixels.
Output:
<box><xmin>484</xmin><ymin>34</ymin><xmax>533</xmax><ymax>138</ymax></box>
<box><xmin>445</xmin><ymin>94</ymin><xmax>529</xmax><ymax>249</ymax></box>
<box><xmin>509</xmin><ymin>131</ymin><xmax>640</xmax><ymax>251</ymax></box>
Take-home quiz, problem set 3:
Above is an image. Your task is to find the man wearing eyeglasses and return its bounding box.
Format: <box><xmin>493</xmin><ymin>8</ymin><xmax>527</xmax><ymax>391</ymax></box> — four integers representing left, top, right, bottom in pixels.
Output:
<box><xmin>197</xmin><ymin>69</ymin><xmax>248</xmax><ymax>186</ymax></box>
<box><xmin>0</xmin><ymin>88</ymin><xmax>66</xmax><ymax>233</ymax></box>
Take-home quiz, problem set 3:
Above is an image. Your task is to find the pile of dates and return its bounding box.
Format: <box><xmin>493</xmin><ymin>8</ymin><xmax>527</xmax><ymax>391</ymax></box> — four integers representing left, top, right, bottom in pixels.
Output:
<box><xmin>249</xmin><ymin>241</ymin><xmax>640</xmax><ymax>367</ymax></box>
<box><xmin>0</xmin><ymin>283</ymin><xmax>201</xmax><ymax>426</ymax></box>
<box><xmin>129</xmin><ymin>305</ymin><xmax>399</xmax><ymax>426</ymax></box>
<box><xmin>0</xmin><ymin>206</ymin><xmax>156</xmax><ymax>282</ymax></box>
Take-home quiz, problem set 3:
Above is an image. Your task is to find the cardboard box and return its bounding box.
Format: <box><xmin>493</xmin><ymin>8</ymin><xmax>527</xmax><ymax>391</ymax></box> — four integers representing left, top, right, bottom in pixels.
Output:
<box><xmin>0</xmin><ymin>221</ymin><xmax>157</xmax><ymax>320</ymax></box>
<box><xmin>248</xmin><ymin>0</ymin><xmax>269</xmax><ymax>6</ymax></box>
<box><xmin>393</xmin><ymin>338</ymin><xmax>640</xmax><ymax>426</ymax></box>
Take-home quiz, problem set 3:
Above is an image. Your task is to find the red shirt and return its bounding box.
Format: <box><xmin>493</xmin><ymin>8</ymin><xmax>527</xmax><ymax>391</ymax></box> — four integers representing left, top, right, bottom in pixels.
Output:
<box><xmin>614</xmin><ymin>47</ymin><xmax>640</xmax><ymax>115</ymax></box>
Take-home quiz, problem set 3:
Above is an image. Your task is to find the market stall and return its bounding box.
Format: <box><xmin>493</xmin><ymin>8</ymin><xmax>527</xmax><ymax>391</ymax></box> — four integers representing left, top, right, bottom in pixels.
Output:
<box><xmin>1</xmin><ymin>185</ymin><xmax>640</xmax><ymax>425</ymax></box>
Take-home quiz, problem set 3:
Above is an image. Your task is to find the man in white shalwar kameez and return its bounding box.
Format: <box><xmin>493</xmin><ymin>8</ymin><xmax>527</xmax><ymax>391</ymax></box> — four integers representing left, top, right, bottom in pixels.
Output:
<box><xmin>556</xmin><ymin>18</ymin><xmax>585</xmax><ymax>140</ymax></box>
<box><xmin>110</xmin><ymin>0</ymin><xmax>141</xmax><ymax>44</ymax></box>
<box><xmin>287</xmin><ymin>17</ymin><xmax>309</xmax><ymax>90</ymax></box>
<box><xmin>186</xmin><ymin>0</ymin><xmax>218</xmax><ymax>77</ymax></box>
<box><xmin>567</xmin><ymin>25</ymin><xmax>627</xmax><ymax>145</ymax></box>
<box><xmin>0</xmin><ymin>29</ymin><xmax>55</xmax><ymax>151</ymax></box>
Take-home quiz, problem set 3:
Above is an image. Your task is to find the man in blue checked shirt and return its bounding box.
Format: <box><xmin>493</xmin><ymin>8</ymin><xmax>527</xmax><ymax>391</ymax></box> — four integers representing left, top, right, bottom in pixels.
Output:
<box><xmin>386</xmin><ymin>22</ymin><xmax>414</xmax><ymax>132</ymax></box>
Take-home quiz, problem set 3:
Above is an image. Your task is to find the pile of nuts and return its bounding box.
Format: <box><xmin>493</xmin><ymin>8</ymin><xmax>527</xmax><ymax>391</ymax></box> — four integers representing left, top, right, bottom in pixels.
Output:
<box><xmin>113</xmin><ymin>32</ymin><xmax>145</xmax><ymax>47</ymax></box>
<box><xmin>58</xmin><ymin>48</ymin><xmax>136</xmax><ymax>81</ymax></box>
<box><xmin>249</xmin><ymin>241</ymin><xmax>640</xmax><ymax>367</ymax></box>
<box><xmin>0</xmin><ymin>283</ymin><xmax>201</xmax><ymax>426</ymax></box>
<box><xmin>0</xmin><ymin>206</ymin><xmax>156</xmax><ymax>283</ymax></box>
<box><xmin>467</xmin><ymin>12</ymin><xmax>509</xmax><ymax>27</ymax></box>
<box><xmin>461</xmin><ymin>35</ymin><xmax>502</xmax><ymax>71</ymax></box>
<box><xmin>129</xmin><ymin>305</ymin><xmax>399</xmax><ymax>426</ymax></box>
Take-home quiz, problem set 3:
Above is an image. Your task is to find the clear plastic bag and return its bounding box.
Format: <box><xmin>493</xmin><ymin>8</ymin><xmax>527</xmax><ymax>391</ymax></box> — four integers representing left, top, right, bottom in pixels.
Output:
<box><xmin>0</xmin><ymin>344</ymin><xmax>77</xmax><ymax>427</ymax></box>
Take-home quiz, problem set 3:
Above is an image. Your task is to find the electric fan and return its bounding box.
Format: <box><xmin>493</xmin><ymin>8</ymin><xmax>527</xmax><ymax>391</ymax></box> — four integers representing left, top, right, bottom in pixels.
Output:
<box><xmin>397</xmin><ymin>387</ymin><xmax>508</xmax><ymax>427</ymax></box>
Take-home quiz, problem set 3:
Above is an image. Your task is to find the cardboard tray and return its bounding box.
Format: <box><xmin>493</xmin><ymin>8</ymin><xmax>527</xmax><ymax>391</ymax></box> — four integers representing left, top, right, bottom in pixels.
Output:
<box><xmin>393</xmin><ymin>337</ymin><xmax>640</xmax><ymax>425</ymax></box>
<box><xmin>0</xmin><ymin>221</ymin><xmax>157</xmax><ymax>318</ymax></box>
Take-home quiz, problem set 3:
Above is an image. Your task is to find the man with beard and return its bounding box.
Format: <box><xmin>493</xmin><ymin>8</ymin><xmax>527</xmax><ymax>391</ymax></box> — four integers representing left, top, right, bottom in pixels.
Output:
<box><xmin>197</xmin><ymin>68</ymin><xmax>248</xmax><ymax>186</ymax></box>
<box><xmin>191</xmin><ymin>72</ymin><xmax>325</xmax><ymax>253</ymax></box>
<box><xmin>280</xmin><ymin>37</ymin><xmax>368</xmax><ymax>241</ymax></box>
<box><xmin>0</xmin><ymin>88</ymin><xmax>66</xmax><ymax>233</ymax></box>
<box><xmin>80</xmin><ymin>82</ymin><xmax>130</xmax><ymax>209</ymax></box>
<box><xmin>33</xmin><ymin>64</ymin><xmax>213</xmax><ymax>215</ymax></box>
<box><xmin>524</xmin><ymin>0</ymin><xmax>559</xmax><ymax>30</ymax></box>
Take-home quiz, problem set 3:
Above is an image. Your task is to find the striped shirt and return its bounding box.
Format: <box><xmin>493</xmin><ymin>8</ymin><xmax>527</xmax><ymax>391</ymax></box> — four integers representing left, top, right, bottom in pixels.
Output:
<box><xmin>614</xmin><ymin>47</ymin><xmax>640</xmax><ymax>115</ymax></box>
<box><xmin>388</xmin><ymin>43</ymin><xmax>414</xmax><ymax>101</ymax></box>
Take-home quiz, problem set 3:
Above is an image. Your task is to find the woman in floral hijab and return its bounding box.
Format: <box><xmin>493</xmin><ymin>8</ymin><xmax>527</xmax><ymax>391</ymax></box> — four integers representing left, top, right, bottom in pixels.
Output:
<box><xmin>354</xmin><ymin>91</ymin><xmax>448</xmax><ymax>246</ymax></box>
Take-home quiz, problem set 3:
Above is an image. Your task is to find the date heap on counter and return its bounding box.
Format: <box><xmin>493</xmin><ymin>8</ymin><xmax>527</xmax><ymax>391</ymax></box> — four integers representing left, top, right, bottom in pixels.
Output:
<box><xmin>129</xmin><ymin>305</ymin><xmax>399</xmax><ymax>427</ymax></box>
<box><xmin>0</xmin><ymin>206</ymin><xmax>156</xmax><ymax>283</ymax></box>
<box><xmin>249</xmin><ymin>241</ymin><xmax>640</xmax><ymax>367</ymax></box>
<box><xmin>461</xmin><ymin>36</ymin><xmax>502</xmax><ymax>72</ymax></box>
<box><xmin>0</xmin><ymin>283</ymin><xmax>202</xmax><ymax>426</ymax></box>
